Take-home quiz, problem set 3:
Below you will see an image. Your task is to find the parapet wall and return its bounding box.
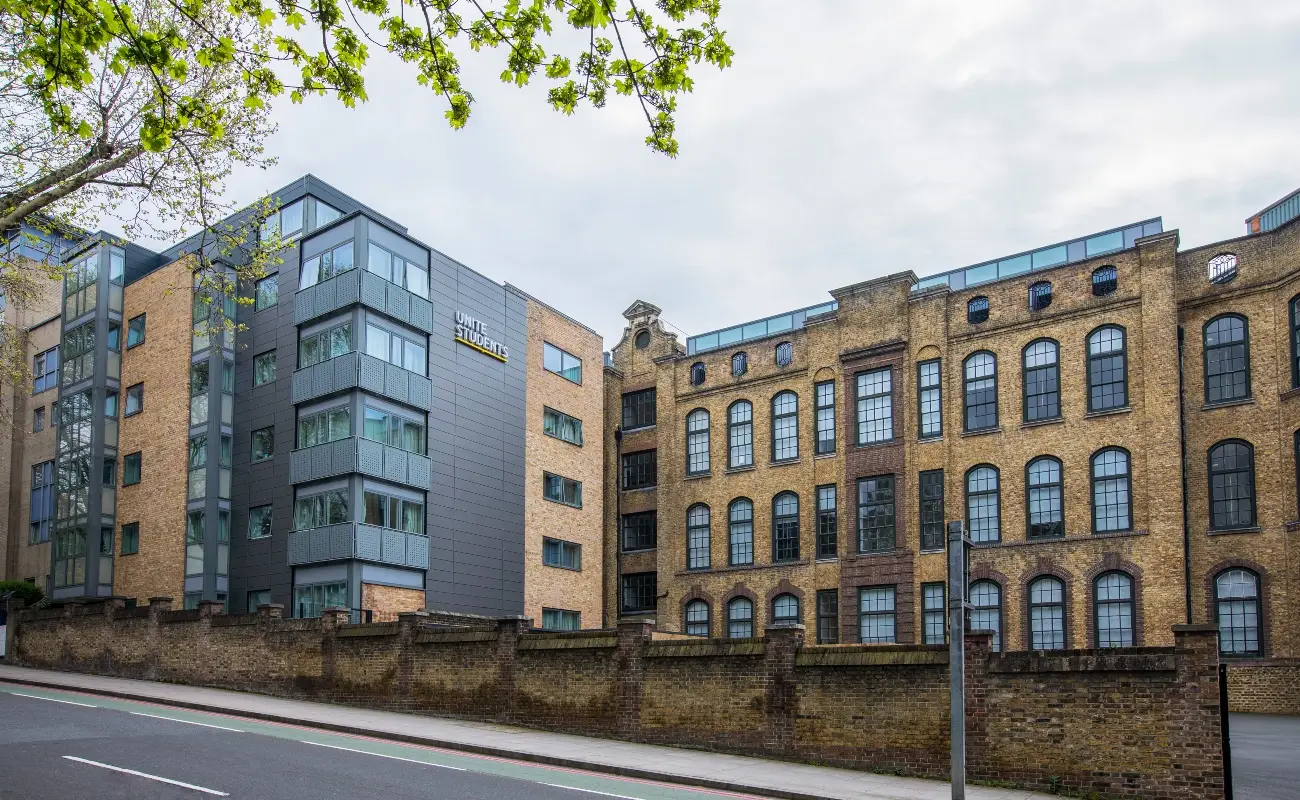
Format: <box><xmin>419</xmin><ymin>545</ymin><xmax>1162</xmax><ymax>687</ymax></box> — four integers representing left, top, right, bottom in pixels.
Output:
<box><xmin>4</xmin><ymin>598</ymin><xmax>1224</xmax><ymax>800</ymax></box>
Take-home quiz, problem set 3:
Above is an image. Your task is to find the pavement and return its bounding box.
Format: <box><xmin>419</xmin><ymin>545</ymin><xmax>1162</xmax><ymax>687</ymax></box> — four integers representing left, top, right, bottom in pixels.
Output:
<box><xmin>1227</xmin><ymin>712</ymin><xmax>1300</xmax><ymax>800</ymax></box>
<box><xmin>0</xmin><ymin>664</ymin><xmax>1053</xmax><ymax>800</ymax></box>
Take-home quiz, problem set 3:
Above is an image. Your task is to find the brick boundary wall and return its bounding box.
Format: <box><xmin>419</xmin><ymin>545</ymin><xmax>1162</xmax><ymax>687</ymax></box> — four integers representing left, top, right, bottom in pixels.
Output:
<box><xmin>1226</xmin><ymin>660</ymin><xmax>1300</xmax><ymax>715</ymax></box>
<box><xmin>4</xmin><ymin>598</ymin><xmax>1224</xmax><ymax>799</ymax></box>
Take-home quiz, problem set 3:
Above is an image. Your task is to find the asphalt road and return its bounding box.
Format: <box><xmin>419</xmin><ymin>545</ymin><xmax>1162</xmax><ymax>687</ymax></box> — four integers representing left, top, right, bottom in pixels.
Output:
<box><xmin>1229</xmin><ymin>713</ymin><xmax>1300</xmax><ymax>800</ymax></box>
<box><xmin>0</xmin><ymin>686</ymin><xmax>763</xmax><ymax>800</ymax></box>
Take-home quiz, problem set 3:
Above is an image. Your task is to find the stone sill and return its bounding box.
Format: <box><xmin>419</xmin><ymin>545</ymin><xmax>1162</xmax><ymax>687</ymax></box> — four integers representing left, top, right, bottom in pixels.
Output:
<box><xmin>1084</xmin><ymin>406</ymin><xmax>1132</xmax><ymax>419</ymax></box>
<box><xmin>960</xmin><ymin>427</ymin><xmax>1002</xmax><ymax>438</ymax></box>
<box><xmin>917</xmin><ymin>436</ymin><xmax>944</xmax><ymax>444</ymax></box>
<box><xmin>621</xmin><ymin>486</ymin><xmax>658</xmax><ymax>494</ymax></box>
<box><xmin>724</xmin><ymin>465</ymin><xmax>757</xmax><ymax>475</ymax></box>
<box><xmin>1020</xmin><ymin>417</ymin><xmax>1064</xmax><ymax>430</ymax></box>
<box><xmin>1208</xmin><ymin>526</ymin><xmax>1262</xmax><ymax>536</ymax></box>
<box><xmin>621</xmin><ymin>424</ymin><xmax>656</xmax><ymax>434</ymax></box>
<box><xmin>769</xmin><ymin>458</ymin><xmax>802</xmax><ymax>469</ymax></box>
<box><xmin>854</xmin><ymin>439</ymin><xmax>902</xmax><ymax>450</ymax></box>
<box><xmin>684</xmin><ymin>471</ymin><xmax>712</xmax><ymax>481</ymax></box>
<box><xmin>1201</xmin><ymin>397</ymin><xmax>1255</xmax><ymax>411</ymax></box>
<box><xmin>814</xmin><ymin>452</ymin><xmax>839</xmax><ymax>460</ymax></box>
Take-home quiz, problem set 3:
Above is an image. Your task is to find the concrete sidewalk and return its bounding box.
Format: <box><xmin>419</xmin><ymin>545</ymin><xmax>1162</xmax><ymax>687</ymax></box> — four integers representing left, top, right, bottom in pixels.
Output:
<box><xmin>0</xmin><ymin>664</ymin><xmax>1051</xmax><ymax>800</ymax></box>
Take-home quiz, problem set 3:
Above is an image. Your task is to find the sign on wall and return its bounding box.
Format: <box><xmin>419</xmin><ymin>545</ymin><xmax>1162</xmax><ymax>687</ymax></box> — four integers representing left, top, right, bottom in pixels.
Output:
<box><xmin>454</xmin><ymin>311</ymin><xmax>509</xmax><ymax>362</ymax></box>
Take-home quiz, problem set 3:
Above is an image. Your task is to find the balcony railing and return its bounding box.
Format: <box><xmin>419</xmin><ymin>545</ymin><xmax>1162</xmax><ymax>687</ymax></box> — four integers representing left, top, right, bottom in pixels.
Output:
<box><xmin>295</xmin><ymin>267</ymin><xmax>435</xmax><ymax>334</ymax></box>
<box><xmin>291</xmin><ymin>351</ymin><xmax>432</xmax><ymax>410</ymax></box>
<box><xmin>288</xmin><ymin>522</ymin><xmax>429</xmax><ymax>569</ymax></box>
<box><xmin>290</xmin><ymin>437</ymin><xmax>431</xmax><ymax>490</ymax></box>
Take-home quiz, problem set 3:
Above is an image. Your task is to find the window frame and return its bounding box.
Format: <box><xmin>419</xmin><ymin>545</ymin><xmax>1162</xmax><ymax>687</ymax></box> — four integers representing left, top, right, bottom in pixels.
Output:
<box><xmin>1090</xmin><ymin>447</ymin><xmax>1133</xmax><ymax>534</ymax></box>
<box><xmin>1093</xmin><ymin>570</ymin><xmax>1135</xmax><ymax>649</ymax></box>
<box><xmin>772</xmin><ymin>491</ymin><xmax>800</xmax><ymax>562</ymax></box>
<box><xmin>728</xmin><ymin>497</ymin><xmax>754</xmax><ymax>566</ymax></box>
<box><xmin>1203</xmin><ymin>314</ymin><xmax>1251</xmax><ymax>405</ymax></box>
<box><xmin>815</xmin><ymin>380</ymin><xmax>836</xmax><ymax>454</ymax></box>
<box><xmin>33</xmin><ymin>346</ymin><xmax>59</xmax><ymax>393</ymax></box>
<box><xmin>922</xmin><ymin>582</ymin><xmax>946</xmax><ymax>645</ymax></box>
<box><xmin>815</xmin><ymin>484</ymin><xmax>837</xmax><ymax>560</ymax></box>
<box><xmin>120</xmin><ymin>522</ymin><xmax>139</xmax><ymax>555</ymax></box>
<box><xmin>1028</xmin><ymin>576</ymin><xmax>1067</xmax><ymax>651</ymax></box>
<box><xmin>1213</xmin><ymin>568</ymin><xmax>1261</xmax><ymax>657</ymax></box>
<box><xmin>855</xmin><ymin>367</ymin><xmax>893</xmax><ymax>445</ymax></box>
<box><xmin>772</xmin><ymin>593</ymin><xmax>800</xmax><ymax>626</ymax></box>
<box><xmin>919</xmin><ymin>469</ymin><xmax>945</xmax><ymax>551</ymax></box>
<box><xmin>542</xmin><ymin>406</ymin><xmax>584</xmax><ymax>446</ymax></box>
<box><xmin>1022</xmin><ymin>338</ymin><xmax>1061</xmax><ymax>423</ymax></box>
<box><xmin>620</xmin><ymin>572</ymin><xmax>657</xmax><ymax>614</ymax></box>
<box><xmin>962</xmin><ymin>351</ymin><xmax>998</xmax><ymax>432</ymax></box>
<box><xmin>543</xmin><ymin>471</ymin><xmax>583</xmax><ymax>508</ymax></box>
<box><xmin>731</xmin><ymin>351</ymin><xmax>748</xmax><ymax>377</ymax></box>
<box><xmin>686</xmin><ymin>504</ymin><xmax>711</xmax><ymax>569</ymax></box>
<box><xmin>858</xmin><ymin>586</ymin><xmax>897</xmax><ymax>644</ymax></box>
<box><xmin>967</xmin><ymin>296</ymin><xmax>989</xmax><ymax>324</ymax></box>
<box><xmin>124</xmin><ymin>383</ymin><xmax>144</xmax><ymax>417</ymax></box>
<box><xmin>32</xmin><ymin>406</ymin><xmax>44</xmax><ymax>432</ymax></box>
<box><xmin>251</xmin><ymin>427</ymin><xmax>275</xmax><ymax>463</ymax></box>
<box><xmin>542</xmin><ymin>537</ymin><xmax>582</xmax><ymax>571</ymax></box>
<box><xmin>126</xmin><ymin>314</ymin><xmax>146</xmax><ymax>348</ymax></box>
<box><xmin>1091</xmin><ymin>266</ymin><xmax>1118</xmax><ymax>296</ymax></box>
<box><xmin>965</xmin><ymin>465</ymin><xmax>1001</xmax><ymax>543</ymax></box>
<box><xmin>771</xmin><ymin>390</ymin><xmax>799</xmax><ymax>462</ymax></box>
<box><xmin>1291</xmin><ymin>295</ymin><xmax>1300</xmax><ymax>390</ymax></box>
<box><xmin>917</xmin><ymin>359</ymin><xmax>942</xmax><ymax>439</ymax></box>
<box><xmin>685</xmin><ymin>408</ymin><xmax>710</xmax><ymax>476</ymax></box>
<box><xmin>684</xmin><ymin>599</ymin><xmax>710</xmax><ymax>637</ymax></box>
<box><xmin>1208</xmin><ymin>439</ymin><xmax>1256</xmax><ymax>531</ymax></box>
<box><xmin>253</xmin><ymin>351</ymin><xmax>277</xmax><ymax>387</ymax></box>
<box><xmin>123</xmin><ymin>452</ymin><xmax>142</xmax><ymax>485</ymax></box>
<box><xmin>727</xmin><ymin>400</ymin><xmax>754</xmax><ymax>469</ymax></box>
<box><xmin>970</xmin><ymin>579</ymin><xmax>1003</xmax><ymax>651</ymax></box>
<box><xmin>775</xmin><ymin>341</ymin><xmax>793</xmax><ymax>368</ymax></box>
<box><xmin>1086</xmin><ymin>324</ymin><xmax>1128</xmax><ymax>413</ymax></box>
<box><xmin>543</xmin><ymin>342</ymin><xmax>583</xmax><ymax>384</ymax></box>
<box><xmin>1028</xmin><ymin>280</ymin><xmax>1053</xmax><ymax>311</ymax></box>
<box><xmin>690</xmin><ymin>362</ymin><xmax>706</xmax><ymax>386</ymax></box>
<box><xmin>1025</xmin><ymin>455</ymin><xmax>1065</xmax><ymax>540</ymax></box>
<box><xmin>621</xmin><ymin>449</ymin><xmax>657</xmax><ymax>490</ymax></box>
<box><xmin>621</xmin><ymin>511</ymin><xmax>658</xmax><ymax>552</ymax></box>
<box><xmin>856</xmin><ymin>474</ymin><xmax>896</xmax><ymax>553</ymax></box>
<box><xmin>621</xmin><ymin>388</ymin><xmax>656</xmax><ymax>430</ymax></box>
<box><xmin>255</xmin><ymin>274</ymin><xmax>279</xmax><ymax>311</ymax></box>
<box><xmin>815</xmin><ymin>589</ymin><xmax>839</xmax><ymax>644</ymax></box>
<box><xmin>248</xmin><ymin>504</ymin><xmax>273</xmax><ymax>539</ymax></box>
<box><xmin>726</xmin><ymin>596</ymin><xmax>754</xmax><ymax>639</ymax></box>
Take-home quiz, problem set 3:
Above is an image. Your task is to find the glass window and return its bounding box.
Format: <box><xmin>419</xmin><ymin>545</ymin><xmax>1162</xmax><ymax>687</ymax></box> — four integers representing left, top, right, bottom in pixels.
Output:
<box><xmin>775</xmin><ymin>342</ymin><xmax>793</xmax><ymax>368</ymax></box>
<box><xmin>816</xmin><ymin>485</ymin><xmax>837</xmax><ymax>559</ymax></box>
<box><xmin>248</xmin><ymin>590</ymin><xmax>272</xmax><ymax>612</ymax></box>
<box><xmin>771</xmin><ymin>391</ymin><xmax>798</xmax><ymax>461</ymax></box>
<box><xmin>919</xmin><ymin>469</ymin><xmax>945</xmax><ymax>550</ymax></box>
<box><xmin>1204</xmin><ymin>315</ymin><xmax>1250</xmax><ymax>403</ymax></box>
<box><xmin>543</xmin><ymin>407</ymin><xmax>583</xmax><ymax>445</ymax></box>
<box><xmin>33</xmin><ymin>346</ymin><xmax>59</xmax><ymax>393</ymax></box>
<box><xmin>127</xmin><ymin>315</ymin><xmax>146</xmax><ymax>348</ymax></box>
<box><xmin>687</xmin><ymin>504</ymin><xmax>710</xmax><ymax>569</ymax></box>
<box><xmin>298</xmin><ymin>406</ymin><xmax>350</xmax><ymax>448</ymax></box>
<box><xmin>970</xmin><ymin>580</ymin><xmax>1002</xmax><ymax>651</ymax></box>
<box><xmin>249</xmin><ymin>505</ymin><xmax>273</xmax><ymax>539</ymax></box>
<box><xmin>1292</xmin><ymin>296</ymin><xmax>1300</xmax><ymax>389</ymax></box>
<box><xmin>728</xmin><ymin>401</ymin><xmax>753</xmax><ymax>469</ymax></box>
<box><xmin>1208</xmin><ymin>253</ymin><xmax>1239</xmax><ymax>283</ymax></box>
<box><xmin>1095</xmin><ymin>572</ymin><xmax>1134</xmax><ymax>648</ymax></box>
<box><xmin>621</xmin><ymin>450</ymin><xmax>657</xmax><ymax>490</ymax></box>
<box><xmin>253</xmin><ymin>352</ymin><xmax>276</xmax><ymax>387</ymax></box>
<box><xmin>252</xmin><ymin>427</ymin><xmax>275</xmax><ymax>463</ymax></box>
<box><xmin>29</xmin><ymin>461</ymin><xmax>54</xmax><ymax>544</ymax></box>
<box><xmin>727</xmin><ymin>597</ymin><xmax>753</xmax><ymax>639</ymax></box>
<box><xmin>621</xmin><ymin>572</ymin><xmax>657</xmax><ymax>613</ymax></box>
<box><xmin>1091</xmin><ymin>448</ymin><xmax>1132</xmax><ymax>533</ymax></box>
<box><xmin>188</xmin><ymin>435</ymin><xmax>207</xmax><ymax>500</ymax></box>
<box><xmin>186</xmin><ymin>510</ymin><xmax>204</xmax><ymax>576</ymax></box>
<box><xmin>280</xmin><ymin>199</ymin><xmax>304</xmax><ymax>237</ymax></box>
<box><xmin>731</xmin><ymin>352</ymin><xmax>747</xmax><ymax>377</ymax></box>
<box><xmin>543</xmin><ymin>342</ymin><xmax>582</xmax><ymax>383</ymax></box>
<box><xmin>857</xmin><ymin>475</ymin><xmax>895</xmax><ymax>553</ymax></box>
<box><xmin>635</xmin><ymin>330</ymin><xmax>651</xmax><ymax>349</ymax></box>
<box><xmin>123</xmin><ymin>452</ymin><xmax>141</xmax><ymax>485</ymax></box>
<box><xmin>1092</xmin><ymin>266</ymin><xmax>1118</xmax><ymax>296</ymax></box>
<box><xmin>966</xmin><ymin>466</ymin><xmax>1000</xmax><ymax>543</ymax></box>
<box><xmin>1209</xmin><ymin>440</ymin><xmax>1255</xmax><ymax>530</ymax></box>
<box><xmin>922</xmin><ymin>583</ymin><xmax>946</xmax><ymax>645</ymax></box>
<box><xmin>1028</xmin><ymin>281</ymin><xmax>1052</xmax><ymax>311</ymax></box>
<box><xmin>690</xmin><ymin>362</ymin><xmax>706</xmax><ymax>386</ymax></box>
<box><xmin>621</xmin><ymin>388</ymin><xmax>656</xmax><ymax>429</ymax></box>
<box><xmin>816</xmin><ymin>589</ymin><xmax>839</xmax><ymax>644</ymax></box>
<box><xmin>542</xmin><ymin>537</ymin><xmax>582</xmax><ymax>570</ymax></box>
<box><xmin>685</xmin><ymin>600</ymin><xmax>710</xmax><ymax>637</ymax></box>
<box><xmin>856</xmin><ymin>368</ymin><xmax>892</xmax><ymax>444</ymax></box>
<box><xmin>361</xmin><ymin>490</ymin><xmax>423</xmax><ymax>533</ymax></box>
<box><xmin>1087</xmin><ymin>326</ymin><xmax>1127</xmax><ymax>412</ymax></box>
<box><xmin>543</xmin><ymin>472</ymin><xmax>582</xmax><ymax>508</ymax></box>
<box><xmin>728</xmin><ymin>498</ymin><xmax>754</xmax><ymax>565</ymax></box>
<box><xmin>1029</xmin><ymin>577</ymin><xmax>1066</xmax><ymax>651</ymax></box>
<box><xmin>255</xmin><ymin>275</ymin><xmax>278</xmax><ymax>311</ymax></box>
<box><xmin>772</xmin><ymin>594</ymin><xmax>799</xmax><ymax>626</ymax></box>
<box><xmin>1215</xmin><ymin>569</ymin><xmax>1260</xmax><ymax>656</ymax></box>
<box><xmin>293</xmin><ymin>581</ymin><xmax>348</xmax><ymax>619</ymax></box>
<box><xmin>1023</xmin><ymin>340</ymin><xmax>1060</xmax><ymax>422</ymax></box>
<box><xmin>967</xmin><ymin>296</ymin><xmax>989</xmax><ymax>324</ymax></box>
<box><xmin>124</xmin><ymin>383</ymin><xmax>143</xmax><ymax>416</ymax></box>
<box><xmin>299</xmin><ymin>322</ymin><xmax>352</xmax><ymax>368</ymax></box>
<box><xmin>33</xmin><ymin>406</ymin><xmax>45</xmax><ymax>432</ymax></box>
<box><xmin>118</xmin><ymin>522</ymin><xmax>138</xmax><ymax>555</ymax></box>
<box><xmin>686</xmin><ymin>409</ymin><xmax>710</xmax><ymax>475</ymax></box>
<box><xmin>773</xmin><ymin>492</ymin><xmax>799</xmax><ymax>562</ymax></box>
<box><xmin>815</xmin><ymin>380</ymin><xmax>836</xmax><ymax>454</ymax></box>
<box><xmin>541</xmin><ymin>608</ymin><xmax>580</xmax><ymax>631</ymax></box>
<box><xmin>1027</xmin><ymin>457</ymin><xmax>1064</xmax><ymax>539</ymax></box>
<box><xmin>189</xmin><ymin>361</ymin><xmax>209</xmax><ymax>426</ymax></box>
<box><xmin>859</xmin><ymin>587</ymin><xmax>896</xmax><ymax>643</ymax></box>
<box><xmin>963</xmin><ymin>352</ymin><xmax>997</xmax><ymax>431</ymax></box>
<box><xmin>622</xmin><ymin>511</ymin><xmax>657</xmax><ymax>552</ymax></box>
<box><xmin>917</xmin><ymin>360</ymin><xmax>941</xmax><ymax>438</ymax></box>
<box><xmin>315</xmin><ymin>200</ymin><xmax>342</xmax><ymax>227</ymax></box>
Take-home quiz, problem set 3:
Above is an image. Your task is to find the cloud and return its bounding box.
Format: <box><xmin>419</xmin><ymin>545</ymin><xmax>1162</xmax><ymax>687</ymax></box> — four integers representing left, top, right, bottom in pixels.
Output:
<box><xmin>215</xmin><ymin>0</ymin><xmax>1300</xmax><ymax>348</ymax></box>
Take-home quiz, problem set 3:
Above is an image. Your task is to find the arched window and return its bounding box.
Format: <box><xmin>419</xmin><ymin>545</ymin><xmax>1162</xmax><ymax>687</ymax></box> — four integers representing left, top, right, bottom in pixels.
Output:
<box><xmin>775</xmin><ymin>341</ymin><xmax>793</xmax><ymax>368</ymax></box>
<box><xmin>728</xmin><ymin>498</ymin><xmax>754</xmax><ymax>566</ymax></box>
<box><xmin>1204</xmin><ymin>315</ymin><xmax>1250</xmax><ymax>403</ymax></box>
<box><xmin>687</xmin><ymin>504</ymin><xmax>711</xmax><ymax>569</ymax></box>
<box><xmin>1022</xmin><ymin>339</ymin><xmax>1060</xmax><ymax>422</ymax></box>
<box><xmin>731</xmin><ymin>352</ymin><xmax>747</xmax><ymax>377</ymax></box>
<box><xmin>773</xmin><ymin>492</ymin><xmax>799</xmax><ymax>562</ymax></box>
<box><xmin>1029</xmin><ymin>576</ymin><xmax>1066</xmax><ymax>650</ymax></box>
<box><xmin>771</xmin><ymin>391</ymin><xmax>798</xmax><ymax>461</ymax></box>
<box><xmin>772</xmin><ymin>593</ymin><xmax>800</xmax><ymax>626</ymax></box>
<box><xmin>690</xmin><ymin>362</ymin><xmax>706</xmax><ymax>386</ymax></box>
<box><xmin>963</xmin><ymin>352</ymin><xmax>998</xmax><ymax>431</ymax></box>
<box><xmin>727</xmin><ymin>401</ymin><xmax>753</xmax><ymax>468</ymax></box>
<box><xmin>685</xmin><ymin>599</ymin><xmax>710</xmax><ymax>637</ymax></box>
<box><xmin>1209</xmin><ymin>440</ymin><xmax>1255</xmax><ymax>530</ymax></box>
<box><xmin>967</xmin><ymin>296</ymin><xmax>989</xmax><ymax>324</ymax></box>
<box><xmin>970</xmin><ymin>580</ymin><xmax>1002</xmax><ymax>651</ymax></box>
<box><xmin>965</xmin><ymin>466</ymin><xmax>1000</xmax><ymax>543</ymax></box>
<box><xmin>1087</xmin><ymin>326</ymin><xmax>1127</xmax><ymax>412</ymax></box>
<box><xmin>1094</xmin><ymin>571</ymin><xmax>1134</xmax><ymax>648</ymax></box>
<box><xmin>1215</xmin><ymin>568</ymin><xmax>1260</xmax><ymax>656</ymax></box>
<box><xmin>1290</xmin><ymin>295</ymin><xmax>1300</xmax><ymax>389</ymax></box>
<box><xmin>1028</xmin><ymin>281</ymin><xmax>1052</xmax><ymax>311</ymax></box>
<box><xmin>1091</xmin><ymin>266</ymin><xmax>1118</xmax><ymax>296</ymax></box>
<box><xmin>686</xmin><ymin>409</ymin><xmax>710</xmax><ymax>476</ymax></box>
<box><xmin>634</xmin><ymin>330</ymin><xmax>651</xmax><ymax>349</ymax></box>
<box><xmin>1026</xmin><ymin>456</ymin><xmax>1063</xmax><ymax>539</ymax></box>
<box><xmin>727</xmin><ymin>597</ymin><xmax>754</xmax><ymax>639</ymax></box>
<box><xmin>1208</xmin><ymin>253</ymin><xmax>1239</xmax><ymax>284</ymax></box>
<box><xmin>1090</xmin><ymin>447</ymin><xmax>1132</xmax><ymax>533</ymax></box>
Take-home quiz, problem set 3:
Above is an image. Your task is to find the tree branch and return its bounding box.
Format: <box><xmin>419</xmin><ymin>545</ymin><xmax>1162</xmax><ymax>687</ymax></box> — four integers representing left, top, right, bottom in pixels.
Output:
<box><xmin>0</xmin><ymin>143</ymin><xmax>144</xmax><ymax>231</ymax></box>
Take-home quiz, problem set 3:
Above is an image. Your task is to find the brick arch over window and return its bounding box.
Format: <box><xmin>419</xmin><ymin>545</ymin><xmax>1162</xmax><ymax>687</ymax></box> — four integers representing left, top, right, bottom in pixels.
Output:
<box><xmin>680</xmin><ymin>585</ymin><xmax>716</xmax><ymax>637</ymax></box>
<box><xmin>764</xmin><ymin>578</ymin><xmax>806</xmax><ymax>608</ymax></box>
<box><xmin>1019</xmin><ymin>556</ymin><xmax>1074</xmax><ymax>650</ymax></box>
<box><xmin>1204</xmin><ymin>558</ymin><xmax>1271</xmax><ymax>658</ymax></box>
<box><xmin>721</xmin><ymin>583</ymin><xmax>758</xmax><ymax>612</ymax></box>
<box><xmin>1084</xmin><ymin>553</ymin><xmax>1145</xmax><ymax>647</ymax></box>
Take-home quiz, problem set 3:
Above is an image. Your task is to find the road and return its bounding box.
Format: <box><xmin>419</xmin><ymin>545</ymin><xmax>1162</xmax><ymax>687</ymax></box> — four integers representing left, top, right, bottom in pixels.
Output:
<box><xmin>1229</xmin><ymin>713</ymin><xmax>1300</xmax><ymax>800</ymax></box>
<box><xmin>0</xmin><ymin>686</ymin><xmax>764</xmax><ymax>800</ymax></box>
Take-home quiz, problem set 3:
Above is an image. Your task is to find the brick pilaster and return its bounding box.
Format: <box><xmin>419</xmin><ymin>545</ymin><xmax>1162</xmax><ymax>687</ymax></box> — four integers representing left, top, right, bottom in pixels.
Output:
<box><xmin>396</xmin><ymin>611</ymin><xmax>427</xmax><ymax>701</ymax></box>
<box><xmin>615</xmin><ymin>619</ymin><xmax>653</xmax><ymax>736</ymax></box>
<box><xmin>4</xmin><ymin>598</ymin><xmax>24</xmax><ymax>659</ymax></box>
<box><xmin>962</xmin><ymin>630</ymin><xmax>993</xmax><ymax>779</ymax></box>
<box><xmin>1171</xmin><ymin>623</ymin><xmax>1225</xmax><ymax>800</ymax></box>
<box><xmin>145</xmin><ymin>597</ymin><xmax>172</xmax><ymax>680</ymax></box>
<box><xmin>763</xmin><ymin>623</ymin><xmax>805</xmax><ymax>750</ymax></box>
<box><xmin>496</xmin><ymin>616</ymin><xmax>531</xmax><ymax>721</ymax></box>
<box><xmin>319</xmin><ymin>607</ymin><xmax>349</xmax><ymax>693</ymax></box>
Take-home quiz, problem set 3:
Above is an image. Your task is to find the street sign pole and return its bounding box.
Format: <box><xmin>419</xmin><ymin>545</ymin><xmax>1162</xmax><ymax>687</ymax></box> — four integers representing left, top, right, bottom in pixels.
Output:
<box><xmin>947</xmin><ymin>520</ymin><xmax>971</xmax><ymax>800</ymax></box>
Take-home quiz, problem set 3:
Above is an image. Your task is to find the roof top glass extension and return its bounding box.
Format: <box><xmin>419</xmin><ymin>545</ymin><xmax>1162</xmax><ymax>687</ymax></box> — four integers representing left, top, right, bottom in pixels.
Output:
<box><xmin>685</xmin><ymin>218</ymin><xmax>1161</xmax><ymax>356</ymax></box>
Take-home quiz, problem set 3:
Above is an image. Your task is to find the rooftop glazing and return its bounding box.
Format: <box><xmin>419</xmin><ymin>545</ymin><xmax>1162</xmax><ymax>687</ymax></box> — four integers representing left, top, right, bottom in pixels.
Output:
<box><xmin>1247</xmin><ymin>188</ymin><xmax>1300</xmax><ymax>234</ymax></box>
<box><xmin>684</xmin><ymin>217</ymin><xmax>1163</xmax><ymax>356</ymax></box>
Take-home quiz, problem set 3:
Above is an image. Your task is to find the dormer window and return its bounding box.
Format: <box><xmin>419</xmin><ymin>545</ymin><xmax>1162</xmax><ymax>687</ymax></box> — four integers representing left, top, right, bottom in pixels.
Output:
<box><xmin>1028</xmin><ymin>281</ymin><xmax>1052</xmax><ymax>311</ymax></box>
<box><xmin>1091</xmin><ymin>266</ymin><xmax>1117</xmax><ymax>296</ymax></box>
<box><xmin>731</xmin><ymin>352</ymin><xmax>748</xmax><ymax>377</ymax></box>
<box><xmin>967</xmin><ymin>297</ymin><xmax>989</xmax><ymax>324</ymax></box>
<box><xmin>690</xmin><ymin>362</ymin><xmax>706</xmax><ymax>386</ymax></box>
<box><xmin>1209</xmin><ymin>253</ymin><xmax>1238</xmax><ymax>284</ymax></box>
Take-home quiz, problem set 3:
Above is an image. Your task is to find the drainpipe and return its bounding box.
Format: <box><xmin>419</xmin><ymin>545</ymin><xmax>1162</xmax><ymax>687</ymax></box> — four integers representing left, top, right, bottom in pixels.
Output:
<box><xmin>614</xmin><ymin>426</ymin><xmax>623</xmax><ymax>626</ymax></box>
<box><xmin>1178</xmin><ymin>326</ymin><xmax>1193</xmax><ymax>623</ymax></box>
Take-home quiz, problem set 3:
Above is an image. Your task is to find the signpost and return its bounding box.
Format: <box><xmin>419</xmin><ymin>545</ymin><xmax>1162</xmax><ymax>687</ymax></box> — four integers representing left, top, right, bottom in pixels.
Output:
<box><xmin>948</xmin><ymin>520</ymin><xmax>972</xmax><ymax>800</ymax></box>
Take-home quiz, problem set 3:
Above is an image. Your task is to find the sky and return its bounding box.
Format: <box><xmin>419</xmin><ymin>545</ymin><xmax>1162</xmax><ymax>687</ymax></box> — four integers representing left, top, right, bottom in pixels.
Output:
<box><xmin>215</xmin><ymin>0</ymin><xmax>1300</xmax><ymax>350</ymax></box>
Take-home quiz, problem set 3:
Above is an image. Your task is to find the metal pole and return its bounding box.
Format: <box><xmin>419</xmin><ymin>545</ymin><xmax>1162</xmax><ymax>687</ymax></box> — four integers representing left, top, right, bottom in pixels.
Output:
<box><xmin>1219</xmin><ymin>662</ymin><xmax>1233</xmax><ymax>800</ymax></box>
<box><xmin>948</xmin><ymin>520</ymin><xmax>967</xmax><ymax>800</ymax></box>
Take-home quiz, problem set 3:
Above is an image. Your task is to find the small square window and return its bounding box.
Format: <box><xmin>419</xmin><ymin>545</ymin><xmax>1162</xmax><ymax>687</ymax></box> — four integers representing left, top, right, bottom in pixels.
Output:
<box><xmin>253</xmin><ymin>352</ymin><xmax>276</xmax><ymax>387</ymax></box>
<box><xmin>123</xmin><ymin>452</ymin><xmax>142</xmax><ymax>485</ymax></box>
<box><xmin>124</xmin><ymin>383</ymin><xmax>144</xmax><ymax>416</ymax></box>
<box><xmin>255</xmin><ymin>275</ymin><xmax>278</xmax><ymax>311</ymax></box>
<box><xmin>120</xmin><ymin>522</ymin><xmax>139</xmax><ymax>555</ymax></box>
<box><xmin>251</xmin><ymin>427</ymin><xmax>275</xmax><ymax>463</ymax></box>
<box><xmin>248</xmin><ymin>505</ymin><xmax>273</xmax><ymax>539</ymax></box>
<box><xmin>127</xmin><ymin>314</ymin><xmax>146</xmax><ymax>348</ymax></box>
<box><xmin>247</xmin><ymin>590</ymin><xmax>271</xmax><ymax>611</ymax></box>
<box><xmin>32</xmin><ymin>406</ymin><xmax>44</xmax><ymax>432</ymax></box>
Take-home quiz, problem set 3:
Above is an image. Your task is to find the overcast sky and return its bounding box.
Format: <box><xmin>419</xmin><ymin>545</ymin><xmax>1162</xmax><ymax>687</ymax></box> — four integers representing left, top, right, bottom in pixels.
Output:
<box><xmin>218</xmin><ymin>0</ymin><xmax>1300</xmax><ymax>349</ymax></box>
